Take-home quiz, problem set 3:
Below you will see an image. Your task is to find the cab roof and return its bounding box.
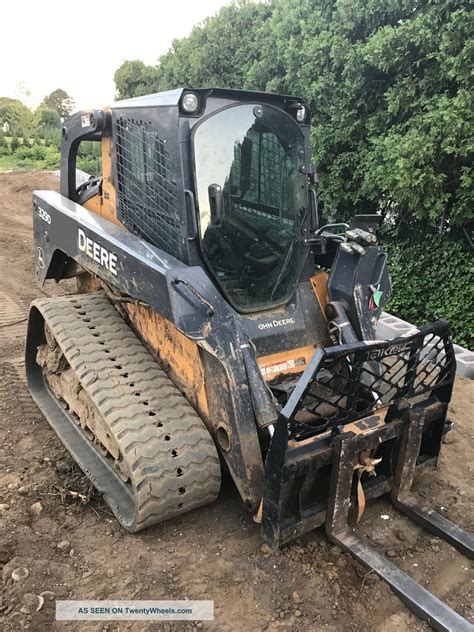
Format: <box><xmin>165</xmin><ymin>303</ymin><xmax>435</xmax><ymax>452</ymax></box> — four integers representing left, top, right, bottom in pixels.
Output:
<box><xmin>112</xmin><ymin>87</ymin><xmax>307</xmax><ymax>109</ymax></box>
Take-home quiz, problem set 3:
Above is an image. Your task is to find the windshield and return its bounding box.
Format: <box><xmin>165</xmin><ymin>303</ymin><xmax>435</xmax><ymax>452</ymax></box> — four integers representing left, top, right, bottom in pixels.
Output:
<box><xmin>193</xmin><ymin>103</ymin><xmax>309</xmax><ymax>312</ymax></box>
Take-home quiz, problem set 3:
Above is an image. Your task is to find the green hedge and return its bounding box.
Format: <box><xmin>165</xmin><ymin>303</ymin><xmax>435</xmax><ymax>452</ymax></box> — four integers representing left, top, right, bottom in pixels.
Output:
<box><xmin>385</xmin><ymin>237</ymin><xmax>473</xmax><ymax>350</ymax></box>
<box><xmin>0</xmin><ymin>141</ymin><xmax>101</xmax><ymax>175</ymax></box>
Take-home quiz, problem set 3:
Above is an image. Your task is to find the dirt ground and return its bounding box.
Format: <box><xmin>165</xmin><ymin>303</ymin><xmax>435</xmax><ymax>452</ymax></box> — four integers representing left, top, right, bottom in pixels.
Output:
<box><xmin>0</xmin><ymin>171</ymin><xmax>472</xmax><ymax>632</ymax></box>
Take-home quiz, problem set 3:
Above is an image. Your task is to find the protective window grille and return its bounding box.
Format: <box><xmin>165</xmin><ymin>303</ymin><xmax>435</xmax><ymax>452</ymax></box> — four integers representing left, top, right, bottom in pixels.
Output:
<box><xmin>232</xmin><ymin>131</ymin><xmax>291</xmax><ymax>211</ymax></box>
<box><xmin>233</xmin><ymin>202</ymin><xmax>293</xmax><ymax>230</ymax></box>
<box><xmin>115</xmin><ymin>118</ymin><xmax>183</xmax><ymax>259</ymax></box>
<box><xmin>271</xmin><ymin>323</ymin><xmax>456</xmax><ymax>442</ymax></box>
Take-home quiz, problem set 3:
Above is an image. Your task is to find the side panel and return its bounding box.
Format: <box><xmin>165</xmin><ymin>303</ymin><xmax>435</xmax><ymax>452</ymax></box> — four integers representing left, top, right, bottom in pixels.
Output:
<box><xmin>101</xmin><ymin>133</ymin><xmax>120</xmax><ymax>226</ymax></box>
<box><xmin>256</xmin><ymin>271</ymin><xmax>330</xmax><ymax>381</ymax></box>
<box><xmin>310</xmin><ymin>270</ymin><xmax>329</xmax><ymax>316</ymax></box>
<box><xmin>68</xmin><ymin>110</ymin><xmax>120</xmax><ymax>226</ymax></box>
<box><xmin>240</xmin><ymin>282</ymin><xmax>330</xmax><ymax>358</ymax></box>
<box><xmin>33</xmin><ymin>191</ymin><xmax>176</xmax><ymax>319</ymax></box>
<box><xmin>119</xmin><ymin>301</ymin><xmax>209</xmax><ymax>420</ymax></box>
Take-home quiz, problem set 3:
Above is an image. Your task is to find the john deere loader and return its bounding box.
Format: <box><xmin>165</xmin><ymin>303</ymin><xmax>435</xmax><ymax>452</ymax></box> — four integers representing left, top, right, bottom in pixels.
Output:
<box><xmin>25</xmin><ymin>88</ymin><xmax>472</xmax><ymax>629</ymax></box>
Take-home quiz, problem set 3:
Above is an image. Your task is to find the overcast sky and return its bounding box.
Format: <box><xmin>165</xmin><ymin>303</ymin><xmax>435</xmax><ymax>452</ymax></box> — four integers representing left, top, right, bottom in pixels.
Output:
<box><xmin>1</xmin><ymin>0</ymin><xmax>230</xmax><ymax>110</ymax></box>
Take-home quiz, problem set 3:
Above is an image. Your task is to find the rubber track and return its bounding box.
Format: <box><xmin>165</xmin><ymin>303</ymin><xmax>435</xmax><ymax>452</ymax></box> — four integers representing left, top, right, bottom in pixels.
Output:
<box><xmin>32</xmin><ymin>292</ymin><xmax>221</xmax><ymax>531</ymax></box>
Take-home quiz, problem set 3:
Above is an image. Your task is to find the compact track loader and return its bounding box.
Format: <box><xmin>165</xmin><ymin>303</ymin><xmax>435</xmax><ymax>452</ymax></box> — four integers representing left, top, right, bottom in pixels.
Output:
<box><xmin>26</xmin><ymin>88</ymin><xmax>472</xmax><ymax>629</ymax></box>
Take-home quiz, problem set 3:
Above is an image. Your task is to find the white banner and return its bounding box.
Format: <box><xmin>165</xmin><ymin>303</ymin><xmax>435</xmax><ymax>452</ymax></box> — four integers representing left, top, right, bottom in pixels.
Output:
<box><xmin>56</xmin><ymin>600</ymin><xmax>214</xmax><ymax>621</ymax></box>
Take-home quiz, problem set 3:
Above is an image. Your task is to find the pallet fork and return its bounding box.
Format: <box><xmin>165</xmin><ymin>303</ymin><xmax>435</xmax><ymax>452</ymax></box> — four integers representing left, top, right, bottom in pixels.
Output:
<box><xmin>327</xmin><ymin>412</ymin><xmax>473</xmax><ymax>632</ymax></box>
<box><xmin>262</xmin><ymin>321</ymin><xmax>473</xmax><ymax>630</ymax></box>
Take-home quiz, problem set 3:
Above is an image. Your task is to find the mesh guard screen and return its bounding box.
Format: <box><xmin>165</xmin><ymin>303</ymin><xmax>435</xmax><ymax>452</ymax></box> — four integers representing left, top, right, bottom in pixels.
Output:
<box><xmin>115</xmin><ymin>117</ymin><xmax>184</xmax><ymax>259</ymax></box>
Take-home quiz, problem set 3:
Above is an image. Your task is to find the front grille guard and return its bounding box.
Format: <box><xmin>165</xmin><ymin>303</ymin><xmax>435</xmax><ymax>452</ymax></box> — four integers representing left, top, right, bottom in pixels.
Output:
<box><xmin>262</xmin><ymin>322</ymin><xmax>474</xmax><ymax>631</ymax></box>
<box><xmin>278</xmin><ymin>319</ymin><xmax>456</xmax><ymax>442</ymax></box>
<box><xmin>262</xmin><ymin>320</ymin><xmax>456</xmax><ymax>548</ymax></box>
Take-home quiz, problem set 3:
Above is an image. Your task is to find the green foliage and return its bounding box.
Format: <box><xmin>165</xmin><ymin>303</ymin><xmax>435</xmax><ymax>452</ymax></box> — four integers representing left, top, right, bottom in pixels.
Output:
<box><xmin>114</xmin><ymin>60</ymin><xmax>161</xmax><ymax>100</ymax></box>
<box><xmin>0</xmin><ymin>138</ymin><xmax>100</xmax><ymax>174</ymax></box>
<box><xmin>0</xmin><ymin>97</ymin><xmax>64</xmax><ymax>171</ymax></box>
<box><xmin>34</xmin><ymin>107</ymin><xmax>61</xmax><ymax>135</ymax></box>
<box><xmin>42</xmin><ymin>127</ymin><xmax>62</xmax><ymax>150</ymax></box>
<box><xmin>156</xmin><ymin>1</ymin><xmax>272</xmax><ymax>91</ymax></box>
<box><xmin>253</xmin><ymin>0</ymin><xmax>473</xmax><ymax>231</ymax></box>
<box><xmin>386</xmin><ymin>237</ymin><xmax>473</xmax><ymax>349</ymax></box>
<box><xmin>77</xmin><ymin>140</ymin><xmax>102</xmax><ymax>175</ymax></box>
<box><xmin>0</xmin><ymin>131</ymin><xmax>8</xmax><ymax>156</ymax></box>
<box><xmin>114</xmin><ymin>0</ymin><xmax>473</xmax><ymax>233</ymax></box>
<box><xmin>76</xmin><ymin>155</ymin><xmax>101</xmax><ymax>175</ymax></box>
<box><xmin>0</xmin><ymin>88</ymin><xmax>100</xmax><ymax>174</ymax></box>
<box><xmin>10</xmin><ymin>137</ymin><xmax>19</xmax><ymax>152</ymax></box>
<box><xmin>41</xmin><ymin>89</ymin><xmax>75</xmax><ymax>119</ymax></box>
<box><xmin>78</xmin><ymin>140</ymin><xmax>102</xmax><ymax>159</ymax></box>
<box><xmin>0</xmin><ymin>97</ymin><xmax>34</xmax><ymax>137</ymax></box>
<box><xmin>0</xmin><ymin>136</ymin><xmax>101</xmax><ymax>174</ymax></box>
<box><xmin>13</xmin><ymin>144</ymin><xmax>60</xmax><ymax>170</ymax></box>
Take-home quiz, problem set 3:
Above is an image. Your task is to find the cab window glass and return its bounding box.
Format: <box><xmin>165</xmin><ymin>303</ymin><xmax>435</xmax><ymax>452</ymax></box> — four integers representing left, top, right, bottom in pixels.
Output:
<box><xmin>194</xmin><ymin>104</ymin><xmax>308</xmax><ymax>313</ymax></box>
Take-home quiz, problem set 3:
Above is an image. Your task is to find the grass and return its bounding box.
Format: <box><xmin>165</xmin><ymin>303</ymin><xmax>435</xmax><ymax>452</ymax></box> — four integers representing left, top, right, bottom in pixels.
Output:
<box><xmin>0</xmin><ymin>155</ymin><xmax>31</xmax><ymax>171</ymax></box>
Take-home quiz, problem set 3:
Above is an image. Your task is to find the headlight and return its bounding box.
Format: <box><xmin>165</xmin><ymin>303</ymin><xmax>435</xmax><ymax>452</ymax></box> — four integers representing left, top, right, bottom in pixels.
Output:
<box><xmin>181</xmin><ymin>92</ymin><xmax>199</xmax><ymax>113</ymax></box>
<box><xmin>296</xmin><ymin>104</ymin><xmax>307</xmax><ymax>123</ymax></box>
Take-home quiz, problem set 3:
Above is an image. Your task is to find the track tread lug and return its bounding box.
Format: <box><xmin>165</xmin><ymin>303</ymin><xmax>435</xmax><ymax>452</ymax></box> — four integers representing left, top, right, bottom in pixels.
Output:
<box><xmin>31</xmin><ymin>292</ymin><xmax>221</xmax><ymax>532</ymax></box>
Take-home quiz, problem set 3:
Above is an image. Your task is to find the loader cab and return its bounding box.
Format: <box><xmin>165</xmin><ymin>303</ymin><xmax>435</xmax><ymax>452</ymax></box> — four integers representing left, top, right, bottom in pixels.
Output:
<box><xmin>60</xmin><ymin>88</ymin><xmax>316</xmax><ymax>315</ymax></box>
<box><xmin>181</xmin><ymin>90</ymin><xmax>315</xmax><ymax>314</ymax></box>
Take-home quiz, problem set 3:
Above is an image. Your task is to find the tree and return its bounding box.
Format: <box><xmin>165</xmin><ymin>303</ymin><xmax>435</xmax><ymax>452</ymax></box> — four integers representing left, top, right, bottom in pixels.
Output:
<box><xmin>156</xmin><ymin>1</ymin><xmax>272</xmax><ymax>91</ymax></box>
<box><xmin>0</xmin><ymin>130</ymin><xmax>7</xmax><ymax>154</ymax></box>
<box><xmin>113</xmin><ymin>2</ymin><xmax>272</xmax><ymax>98</ymax></box>
<box><xmin>249</xmin><ymin>0</ymin><xmax>473</xmax><ymax>233</ymax></box>
<box><xmin>0</xmin><ymin>97</ymin><xmax>34</xmax><ymax>137</ymax></box>
<box><xmin>41</xmin><ymin>89</ymin><xmax>75</xmax><ymax>119</ymax></box>
<box><xmin>34</xmin><ymin>107</ymin><xmax>61</xmax><ymax>131</ymax></box>
<box><xmin>114</xmin><ymin>0</ymin><xmax>472</xmax><ymax>232</ymax></box>
<box><xmin>114</xmin><ymin>60</ymin><xmax>161</xmax><ymax>100</ymax></box>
